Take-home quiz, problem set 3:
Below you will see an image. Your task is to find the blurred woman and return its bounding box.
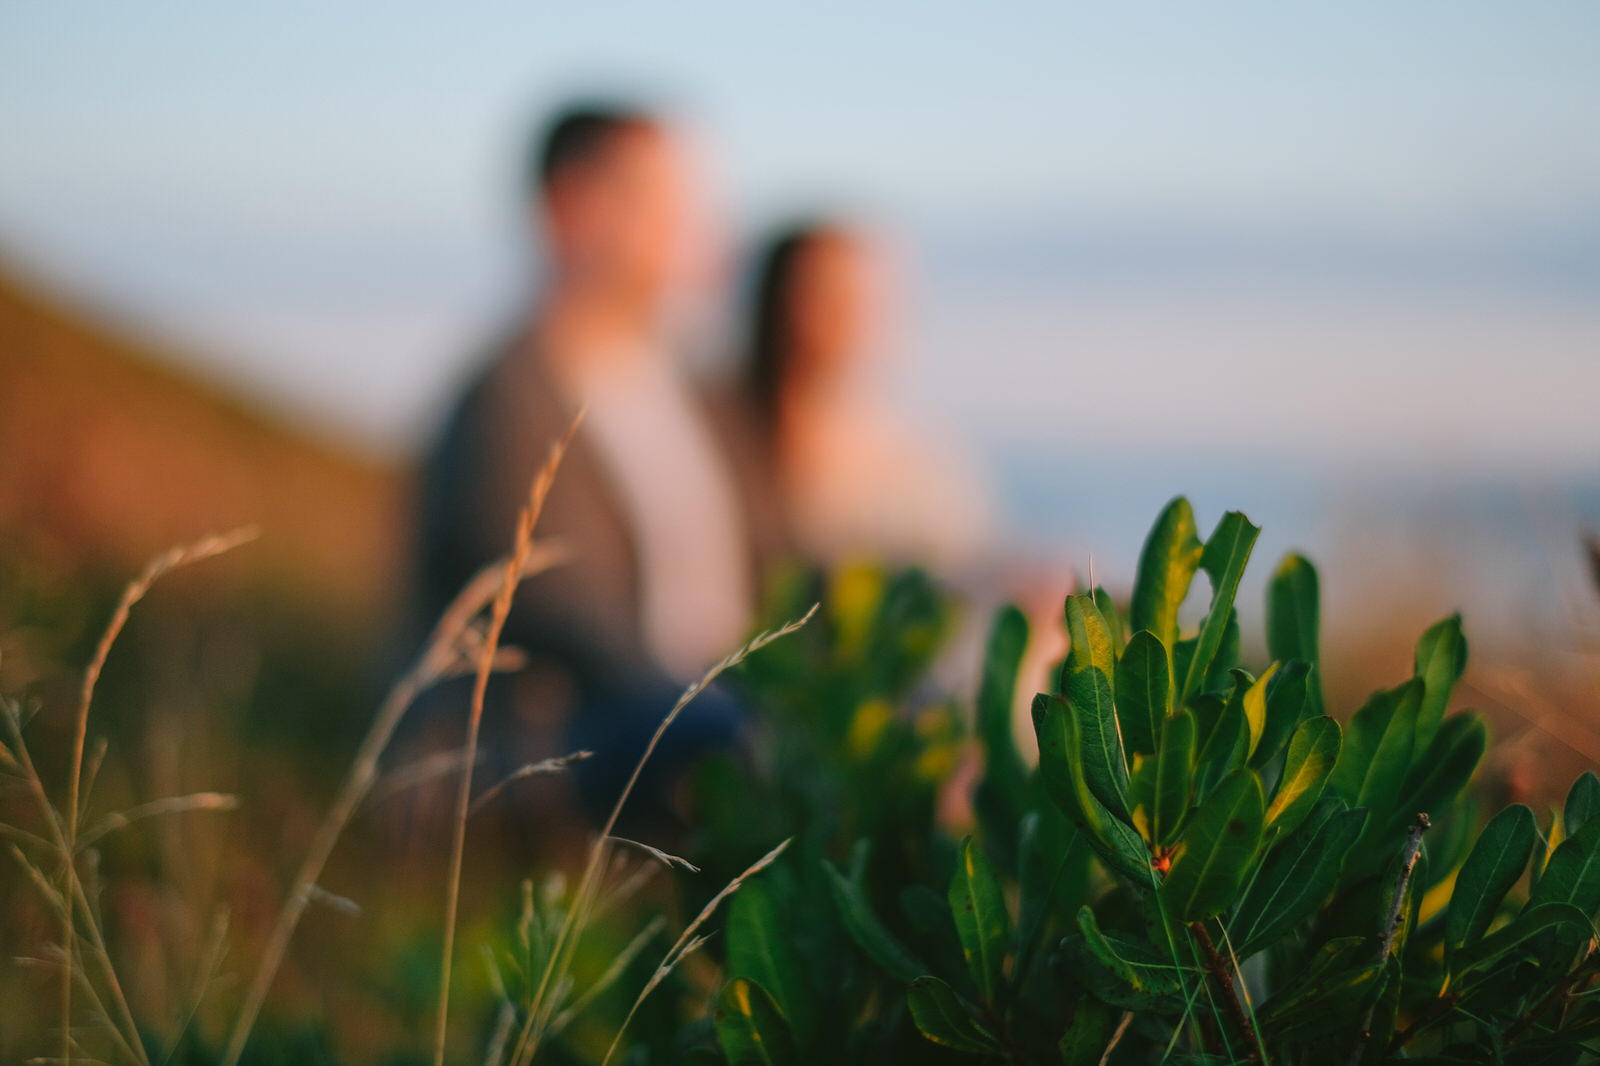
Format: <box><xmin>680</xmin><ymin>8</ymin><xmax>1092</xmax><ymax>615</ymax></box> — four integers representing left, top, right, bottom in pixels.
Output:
<box><xmin>741</xmin><ymin>222</ymin><xmax>989</xmax><ymax>570</ymax></box>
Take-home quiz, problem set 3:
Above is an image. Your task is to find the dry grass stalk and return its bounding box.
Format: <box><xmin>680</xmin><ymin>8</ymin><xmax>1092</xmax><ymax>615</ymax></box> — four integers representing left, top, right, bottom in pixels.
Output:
<box><xmin>606</xmin><ymin>836</ymin><xmax>700</xmax><ymax>873</ymax></box>
<box><xmin>363</xmin><ymin>749</ymin><xmax>488</xmax><ymax>808</ymax></box>
<box><xmin>598</xmin><ymin>837</ymin><xmax>793</xmax><ymax>1066</ymax></box>
<box><xmin>542</xmin><ymin>913</ymin><xmax>667</xmax><ymax>1040</ymax></box>
<box><xmin>76</xmin><ymin>792</ymin><xmax>239</xmax><ymax>849</ymax></box>
<box><xmin>4</xmin><ymin>526</ymin><xmax>256</xmax><ymax>1066</ymax></box>
<box><xmin>468</xmin><ymin>751</ymin><xmax>595</xmax><ymax>819</ymax></box>
<box><xmin>162</xmin><ymin>908</ymin><xmax>232</xmax><ymax>1063</ymax></box>
<box><xmin>506</xmin><ymin>604</ymin><xmax>817</xmax><ymax>1066</ymax></box>
<box><xmin>433</xmin><ymin>419</ymin><xmax>579</xmax><ymax>1066</ymax></box>
<box><xmin>5</xmin><ymin>726</ymin><xmax>150</xmax><ymax>1066</ymax></box>
<box><xmin>219</xmin><ymin>532</ymin><xmax>571</xmax><ymax>1066</ymax></box>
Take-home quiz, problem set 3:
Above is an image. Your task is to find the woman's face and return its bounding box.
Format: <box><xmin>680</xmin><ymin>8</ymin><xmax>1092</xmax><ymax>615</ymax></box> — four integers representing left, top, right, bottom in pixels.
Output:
<box><xmin>782</xmin><ymin>232</ymin><xmax>876</xmax><ymax>386</ymax></box>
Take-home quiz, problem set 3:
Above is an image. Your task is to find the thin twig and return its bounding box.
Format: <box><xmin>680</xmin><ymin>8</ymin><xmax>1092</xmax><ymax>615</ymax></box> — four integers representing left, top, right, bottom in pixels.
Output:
<box><xmin>1349</xmin><ymin>812</ymin><xmax>1429</xmax><ymax>1066</ymax></box>
<box><xmin>1099</xmin><ymin>1012</ymin><xmax>1132</xmax><ymax>1066</ymax></box>
<box><xmin>1192</xmin><ymin>921</ymin><xmax>1263</xmax><ymax>1063</ymax></box>
<box><xmin>1506</xmin><ymin>949</ymin><xmax>1600</xmax><ymax>1044</ymax></box>
<box><xmin>218</xmin><ymin>536</ymin><xmax>567</xmax><ymax>1066</ymax></box>
<box><xmin>1386</xmin><ymin>991</ymin><xmax>1462</xmax><ymax>1055</ymax></box>
<box><xmin>1379</xmin><ymin>814</ymin><xmax>1429</xmax><ymax>962</ymax></box>
<box><xmin>434</xmin><ymin>420</ymin><xmax>578</xmax><ymax>1066</ymax></box>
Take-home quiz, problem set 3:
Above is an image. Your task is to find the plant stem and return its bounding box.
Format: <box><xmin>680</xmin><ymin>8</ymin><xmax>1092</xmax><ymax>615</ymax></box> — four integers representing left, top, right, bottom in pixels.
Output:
<box><xmin>1386</xmin><ymin>991</ymin><xmax>1460</xmax><ymax>1055</ymax></box>
<box><xmin>512</xmin><ymin>606</ymin><xmax>816</xmax><ymax>1066</ymax></box>
<box><xmin>1191</xmin><ymin>921</ymin><xmax>1263</xmax><ymax>1063</ymax></box>
<box><xmin>219</xmin><ymin>540</ymin><xmax>566</xmax><ymax>1066</ymax></box>
<box><xmin>1379</xmin><ymin>814</ymin><xmax>1429</xmax><ymax>962</ymax></box>
<box><xmin>62</xmin><ymin>527</ymin><xmax>256</xmax><ymax>1066</ymax></box>
<box><xmin>1349</xmin><ymin>812</ymin><xmax>1429</xmax><ymax>1066</ymax></box>
<box><xmin>1505</xmin><ymin>950</ymin><xmax>1600</xmax><ymax>1044</ymax></box>
<box><xmin>433</xmin><ymin>424</ymin><xmax>575</xmax><ymax>1066</ymax></box>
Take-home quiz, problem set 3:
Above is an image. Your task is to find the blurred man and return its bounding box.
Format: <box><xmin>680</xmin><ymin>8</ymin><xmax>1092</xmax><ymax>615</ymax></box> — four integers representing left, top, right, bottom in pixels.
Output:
<box><xmin>410</xmin><ymin>104</ymin><xmax>775</xmax><ymax>828</ymax></box>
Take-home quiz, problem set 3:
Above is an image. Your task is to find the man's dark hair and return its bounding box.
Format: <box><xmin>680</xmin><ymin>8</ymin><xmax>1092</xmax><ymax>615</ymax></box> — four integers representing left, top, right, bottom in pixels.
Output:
<box><xmin>530</xmin><ymin>103</ymin><xmax>657</xmax><ymax>194</ymax></box>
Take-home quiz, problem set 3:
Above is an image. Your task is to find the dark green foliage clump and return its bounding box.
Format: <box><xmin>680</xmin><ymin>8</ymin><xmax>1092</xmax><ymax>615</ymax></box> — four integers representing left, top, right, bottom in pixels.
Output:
<box><xmin>701</xmin><ymin>498</ymin><xmax>1600</xmax><ymax>1065</ymax></box>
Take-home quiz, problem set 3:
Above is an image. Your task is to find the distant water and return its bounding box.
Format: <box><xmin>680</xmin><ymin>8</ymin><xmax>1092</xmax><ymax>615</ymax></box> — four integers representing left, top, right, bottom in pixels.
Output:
<box><xmin>986</xmin><ymin>449</ymin><xmax>1600</xmax><ymax>650</ymax></box>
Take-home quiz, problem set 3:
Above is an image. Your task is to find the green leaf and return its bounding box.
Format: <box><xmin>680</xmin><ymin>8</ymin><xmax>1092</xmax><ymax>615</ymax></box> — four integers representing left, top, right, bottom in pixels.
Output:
<box><xmin>1091</xmin><ymin>586</ymin><xmax>1124</xmax><ymax>657</ymax></box>
<box><xmin>1529</xmin><ymin>807</ymin><xmax>1564</xmax><ymax>899</ymax></box>
<box><xmin>1161</xmin><ymin>769</ymin><xmax>1266</xmax><ymax>922</ymax></box>
<box><xmin>1257</xmin><ymin>937</ymin><xmax>1384</xmax><ymax>1044</ymax></box>
<box><xmin>715</xmin><ymin>978</ymin><xmax>802</xmax><ymax>1066</ymax></box>
<box><xmin>1251</xmin><ymin>660</ymin><xmax>1314</xmax><ymax>770</ymax></box>
<box><xmin>1266</xmin><ymin>553</ymin><xmax>1320</xmax><ymax>670</ymax></box>
<box><xmin>1064</xmin><ymin>594</ymin><xmax>1131</xmax><ymax>815</ymax></box>
<box><xmin>1527</xmin><ymin>813</ymin><xmax>1600</xmax><ymax>919</ymax></box>
<box><xmin>727</xmin><ymin>881</ymin><xmax>815</xmax><ymax>1036</ymax></box>
<box><xmin>1115</xmin><ymin>629</ymin><xmax>1170</xmax><ymax>759</ymax></box>
<box><xmin>1132</xmin><ymin>710</ymin><xmax>1196</xmax><ymax>851</ymax></box>
<box><xmin>1128</xmin><ymin>754</ymin><xmax>1159</xmax><ymax>845</ymax></box>
<box><xmin>1264</xmin><ymin>716</ymin><xmax>1341</xmax><ymax>840</ymax></box>
<box><xmin>1231</xmin><ymin>798</ymin><xmax>1368</xmax><ymax>958</ymax></box>
<box><xmin>1413</xmin><ymin>613</ymin><xmax>1468</xmax><ymax>751</ymax></box>
<box><xmin>949</xmin><ymin>837</ymin><xmax>1012</xmax><ymax>1005</ymax></box>
<box><xmin>1062</xmin><ymin>663</ymin><xmax>1132</xmax><ymax>821</ymax></box>
<box><xmin>1328</xmin><ymin>680</ymin><xmax>1421</xmax><ymax>840</ymax></box>
<box><xmin>1180</xmin><ymin>511</ymin><xmax>1261</xmax><ymax>702</ymax></box>
<box><xmin>1566</xmin><ymin>772</ymin><xmax>1600</xmax><ymax>837</ymax></box>
<box><xmin>1451</xmin><ymin>902</ymin><xmax>1594</xmax><ymax>978</ymax></box>
<box><xmin>1193</xmin><ymin>675</ymin><xmax>1249</xmax><ymax>800</ymax></box>
<box><xmin>1151</xmin><ymin>710</ymin><xmax>1197</xmax><ymax>848</ymax></box>
<box><xmin>1130</xmin><ymin>497</ymin><xmax>1204</xmax><ymax>652</ymax></box>
<box><xmin>1068</xmin><ymin>905</ymin><xmax>1190</xmax><ymax>1012</ymax></box>
<box><xmin>822</xmin><ymin>861</ymin><xmax>926</xmax><ymax>983</ymax></box>
<box><xmin>1202</xmin><ymin>609</ymin><xmax>1242</xmax><ymax>694</ymax></box>
<box><xmin>1389</xmin><ymin>711</ymin><xmax>1488</xmax><ymax>840</ymax></box>
<box><xmin>906</xmin><ymin>976</ymin><xmax>1000</xmax><ymax>1055</ymax></box>
<box><xmin>1016</xmin><ymin>809</ymin><xmax>1091</xmax><ymax>974</ymax></box>
<box><xmin>901</xmin><ymin>883</ymin><xmax>965</xmax><ymax>979</ymax></box>
<box><xmin>1032</xmin><ymin>695</ymin><xmax>1152</xmax><ymax>883</ymax></box>
<box><xmin>1446</xmin><ymin>803</ymin><xmax>1537</xmax><ymax>961</ymax></box>
<box><xmin>1034</xmin><ymin>692</ymin><xmax>1105</xmax><ymax>836</ymax></box>
<box><xmin>1066</xmin><ymin>593</ymin><xmax>1117</xmax><ymax>681</ymax></box>
<box><xmin>1361</xmin><ymin>957</ymin><xmax>1404</xmax><ymax>1065</ymax></box>
<box><xmin>1240</xmin><ymin>662</ymin><xmax>1278</xmax><ymax>760</ymax></box>
<box><xmin>975</xmin><ymin>604</ymin><xmax>1030</xmax><ymax>862</ymax></box>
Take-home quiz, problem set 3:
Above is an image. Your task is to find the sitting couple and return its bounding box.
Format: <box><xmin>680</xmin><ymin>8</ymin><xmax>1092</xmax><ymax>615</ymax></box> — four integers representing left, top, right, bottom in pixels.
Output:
<box><xmin>407</xmin><ymin>103</ymin><xmax>985</xmax><ymax>835</ymax></box>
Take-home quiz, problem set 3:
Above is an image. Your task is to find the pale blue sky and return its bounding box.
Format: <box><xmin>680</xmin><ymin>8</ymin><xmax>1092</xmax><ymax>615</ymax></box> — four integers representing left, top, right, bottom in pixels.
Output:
<box><xmin>2</xmin><ymin>3</ymin><xmax>1597</xmax><ymax>477</ymax></box>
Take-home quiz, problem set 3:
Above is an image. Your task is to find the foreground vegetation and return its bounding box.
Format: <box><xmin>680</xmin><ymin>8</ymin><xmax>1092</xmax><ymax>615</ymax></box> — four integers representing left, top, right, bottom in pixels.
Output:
<box><xmin>4</xmin><ymin>488</ymin><xmax>1599</xmax><ymax>1064</ymax></box>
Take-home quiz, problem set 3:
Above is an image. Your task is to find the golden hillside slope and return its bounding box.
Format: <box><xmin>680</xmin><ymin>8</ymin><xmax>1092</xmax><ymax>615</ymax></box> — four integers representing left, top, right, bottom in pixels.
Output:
<box><xmin>0</xmin><ymin>261</ymin><xmax>405</xmax><ymax>623</ymax></box>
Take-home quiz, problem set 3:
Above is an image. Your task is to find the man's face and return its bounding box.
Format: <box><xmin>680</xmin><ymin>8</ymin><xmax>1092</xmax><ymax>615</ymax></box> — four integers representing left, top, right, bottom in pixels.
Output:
<box><xmin>541</xmin><ymin>124</ymin><xmax>694</xmax><ymax>301</ymax></box>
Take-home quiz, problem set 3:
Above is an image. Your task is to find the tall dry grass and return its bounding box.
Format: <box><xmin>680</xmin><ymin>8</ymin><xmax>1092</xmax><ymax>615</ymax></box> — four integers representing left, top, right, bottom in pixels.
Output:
<box><xmin>3</xmin><ymin>419</ymin><xmax>815</xmax><ymax>1066</ymax></box>
<box><xmin>4</xmin><ymin>525</ymin><xmax>259</xmax><ymax>1066</ymax></box>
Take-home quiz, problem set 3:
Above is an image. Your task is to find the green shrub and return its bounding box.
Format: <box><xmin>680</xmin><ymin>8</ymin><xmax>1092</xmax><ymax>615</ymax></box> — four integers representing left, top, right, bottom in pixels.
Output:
<box><xmin>8</xmin><ymin>496</ymin><xmax>1598</xmax><ymax>1065</ymax></box>
<box><xmin>705</xmin><ymin>497</ymin><xmax>1600</xmax><ymax>1065</ymax></box>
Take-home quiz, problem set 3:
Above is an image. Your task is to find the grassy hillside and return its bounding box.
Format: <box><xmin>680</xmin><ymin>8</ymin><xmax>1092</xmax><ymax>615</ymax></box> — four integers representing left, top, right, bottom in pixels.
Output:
<box><xmin>0</xmin><ymin>260</ymin><xmax>404</xmax><ymax>635</ymax></box>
